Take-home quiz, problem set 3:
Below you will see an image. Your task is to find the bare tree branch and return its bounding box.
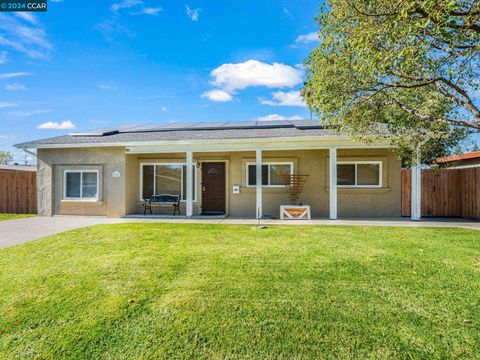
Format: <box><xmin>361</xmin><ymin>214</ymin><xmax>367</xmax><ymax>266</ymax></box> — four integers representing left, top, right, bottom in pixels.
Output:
<box><xmin>387</xmin><ymin>95</ymin><xmax>480</xmax><ymax>130</ymax></box>
<box><xmin>413</xmin><ymin>5</ymin><xmax>480</xmax><ymax>34</ymax></box>
<box><xmin>435</xmin><ymin>79</ymin><xmax>480</xmax><ymax>121</ymax></box>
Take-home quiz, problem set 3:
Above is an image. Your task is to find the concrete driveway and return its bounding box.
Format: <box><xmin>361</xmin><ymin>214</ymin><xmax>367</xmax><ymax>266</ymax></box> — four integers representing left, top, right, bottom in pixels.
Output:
<box><xmin>0</xmin><ymin>216</ymin><xmax>123</xmax><ymax>249</ymax></box>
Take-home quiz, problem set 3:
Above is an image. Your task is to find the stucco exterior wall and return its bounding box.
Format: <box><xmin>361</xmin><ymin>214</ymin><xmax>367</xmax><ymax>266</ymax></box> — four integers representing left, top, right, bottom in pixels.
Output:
<box><xmin>37</xmin><ymin>147</ymin><xmax>401</xmax><ymax>218</ymax></box>
<box><xmin>335</xmin><ymin>148</ymin><xmax>401</xmax><ymax>217</ymax></box>
<box><xmin>37</xmin><ymin>147</ymin><xmax>126</xmax><ymax>217</ymax></box>
<box><xmin>125</xmin><ymin>148</ymin><xmax>401</xmax><ymax>218</ymax></box>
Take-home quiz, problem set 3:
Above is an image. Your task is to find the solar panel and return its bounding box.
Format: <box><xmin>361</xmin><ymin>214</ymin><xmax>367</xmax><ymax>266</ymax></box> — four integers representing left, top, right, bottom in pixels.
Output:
<box><xmin>70</xmin><ymin>125</ymin><xmax>127</xmax><ymax>136</ymax></box>
<box><xmin>189</xmin><ymin>121</ymin><xmax>229</xmax><ymax>129</ymax></box>
<box><xmin>291</xmin><ymin>120</ymin><xmax>324</xmax><ymax>129</ymax></box>
<box><xmin>255</xmin><ymin>120</ymin><xmax>292</xmax><ymax>127</ymax></box>
<box><xmin>159</xmin><ymin>122</ymin><xmax>200</xmax><ymax>130</ymax></box>
<box><xmin>70</xmin><ymin>119</ymin><xmax>322</xmax><ymax>137</ymax></box>
<box><xmin>123</xmin><ymin>123</ymin><xmax>190</xmax><ymax>132</ymax></box>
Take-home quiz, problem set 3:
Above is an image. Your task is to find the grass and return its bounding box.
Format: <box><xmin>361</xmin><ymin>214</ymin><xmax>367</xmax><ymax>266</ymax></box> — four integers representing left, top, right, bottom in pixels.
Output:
<box><xmin>0</xmin><ymin>213</ymin><xmax>35</xmax><ymax>222</ymax></box>
<box><xmin>0</xmin><ymin>224</ymin><xmax>479</xmax><ymax>359</ymax></box>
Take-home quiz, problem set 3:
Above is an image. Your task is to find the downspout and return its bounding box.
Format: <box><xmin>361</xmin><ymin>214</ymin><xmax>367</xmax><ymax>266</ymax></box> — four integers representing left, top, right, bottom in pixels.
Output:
<box><xmin>21</xmin><ymin>147</ymin><xmax>38</xmax><ymax>165</ymax></box>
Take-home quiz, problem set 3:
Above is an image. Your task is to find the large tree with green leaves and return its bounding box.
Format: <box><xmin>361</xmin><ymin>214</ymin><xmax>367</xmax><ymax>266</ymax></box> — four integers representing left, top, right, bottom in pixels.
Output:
<box><xmin>303</xmin><ymin>0</ymin><xmax>480</xmax><ymax>163</ymax></box>
<box><xmin>0</xmin><ymin>151</ymin><xmax>12</xmax><ymax>165</ymax></box>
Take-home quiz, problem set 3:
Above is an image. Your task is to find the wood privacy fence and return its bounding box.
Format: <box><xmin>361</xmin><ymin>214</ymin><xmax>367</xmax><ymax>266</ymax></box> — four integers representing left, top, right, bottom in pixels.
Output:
<box><xmin>0</xmin><ymin>169</ymin><xmax>37</xmax><ymax>214</ymax></box>
<box><xmin>402</xmin><ymin>168</ymin><xmax>480</xmax><ymax>220</ymax></box>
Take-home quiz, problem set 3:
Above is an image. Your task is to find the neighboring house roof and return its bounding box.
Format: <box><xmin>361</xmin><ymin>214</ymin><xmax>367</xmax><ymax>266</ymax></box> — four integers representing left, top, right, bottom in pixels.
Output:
<box><xmin>15</xmin><ymin>120</ymin><xmax>348</xmax><ymax>149</ymax></box>
<box><xmin>0</xmin><ymin>164</ymin><xmax>36</xmax><ymax>172</ymax></box>
<box><xmin>435</xmin><ymin>151</ymin><xmax>480</xmax><ymax>164</ymax></box>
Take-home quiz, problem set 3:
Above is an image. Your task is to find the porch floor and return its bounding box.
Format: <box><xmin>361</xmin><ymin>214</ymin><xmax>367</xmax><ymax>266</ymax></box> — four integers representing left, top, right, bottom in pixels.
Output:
<box><xmin>123</xmin><ymin>215</ymin><xmax>480</xmax><ymax>230</ymax></box>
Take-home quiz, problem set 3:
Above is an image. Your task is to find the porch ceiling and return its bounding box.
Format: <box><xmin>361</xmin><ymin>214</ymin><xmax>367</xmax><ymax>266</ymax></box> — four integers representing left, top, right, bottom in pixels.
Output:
<box><xmin>125</xmin><ymin>137</ymin><xmax>393</xmax><ymax>154</ymax></box>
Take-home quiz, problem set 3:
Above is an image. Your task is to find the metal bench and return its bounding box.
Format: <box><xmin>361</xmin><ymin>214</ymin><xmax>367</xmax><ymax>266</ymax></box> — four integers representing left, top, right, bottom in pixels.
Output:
<box><xmin>143</xmin><ymin>194</ymin><xmax>181</xmax><ymax>215</ymax></box>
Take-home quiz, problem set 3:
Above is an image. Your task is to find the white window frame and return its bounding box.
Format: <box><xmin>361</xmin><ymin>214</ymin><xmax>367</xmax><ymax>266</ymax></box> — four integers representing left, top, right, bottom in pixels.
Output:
<box><xmin>337</xmin><ymin>161</ymin><xmax>382</xmax><ymax>188</ymax></box>
<box><xmin>245</xmin><ymin>162</ymin><xmax>294</xmax><ymax>188</ymax></box>
<box><xmin>63</xmin><ymin>170</ymin><xmax>100</xmax><ymax>201</ymax></box>
<box><xmin>139</xmin><ymin>163</ymin><xmax>197</xmax><ymax>202</ymax></box>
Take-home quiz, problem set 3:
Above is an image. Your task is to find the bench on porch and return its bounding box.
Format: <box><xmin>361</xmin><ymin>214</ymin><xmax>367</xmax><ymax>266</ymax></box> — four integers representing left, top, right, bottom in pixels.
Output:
<box><xmin>143</xmin><ymin>194</ymin><xmax>181</xmax><ymax>215</ymax></box>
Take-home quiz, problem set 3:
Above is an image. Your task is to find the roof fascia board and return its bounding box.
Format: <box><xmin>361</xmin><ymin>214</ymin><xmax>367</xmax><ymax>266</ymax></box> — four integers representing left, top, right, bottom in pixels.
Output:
<box><xmin>126</xmin><ymin>139</ymin><xmax>393</xmax><ymax>154</ymax></box>
<box><xmin>16</xmin><ymin>135</ymin><xmax>393</xmax><ymax>150</ymax></box>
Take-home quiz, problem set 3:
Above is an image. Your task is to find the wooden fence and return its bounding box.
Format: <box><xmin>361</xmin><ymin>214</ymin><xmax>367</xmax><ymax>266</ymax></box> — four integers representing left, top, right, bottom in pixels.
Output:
<box><xmin>402</xmin><ymin>167</ymin><xmax>480</xmax><ymax>220</ymax></box>
<box><xmin>0</xmin><ymin>169</ymin><xmax>37</xmax><ymax>214</ymax></box>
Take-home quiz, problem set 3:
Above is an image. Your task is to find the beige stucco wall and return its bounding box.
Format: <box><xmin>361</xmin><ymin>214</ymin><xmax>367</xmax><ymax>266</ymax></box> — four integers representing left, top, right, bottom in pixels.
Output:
<box><xmin>37</xmin><ymin>147</ymin><xmax>401</xmax><ymax>218</ymax></box>
<box><xmin>334</xmin><ymin>148</ymin><xmax>401</xmax><ymax>217</ymax></box>
<box><xmin>125</xmin><ymin>148</ymin><xmax>401</xmax><ymax>218</ymax></box>
<box><xmin>37</xmin><ymin>147</ymin><xmax>126</xmax><ymax>217</ymax></box>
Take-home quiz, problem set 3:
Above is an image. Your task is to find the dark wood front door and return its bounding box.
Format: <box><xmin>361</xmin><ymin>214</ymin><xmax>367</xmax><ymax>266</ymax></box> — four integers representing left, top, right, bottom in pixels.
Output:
<box><xmin>201</xmin><ymin>162</ymin><xmax>226</xmax><ymax>215</ymax></box>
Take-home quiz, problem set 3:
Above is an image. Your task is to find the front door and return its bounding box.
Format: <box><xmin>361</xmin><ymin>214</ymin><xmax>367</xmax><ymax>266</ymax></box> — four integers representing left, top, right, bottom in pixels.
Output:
<box><xmin>201</xmin><ymin>162</ymin><xmax>226</xmax><ymax>215</ymax></box>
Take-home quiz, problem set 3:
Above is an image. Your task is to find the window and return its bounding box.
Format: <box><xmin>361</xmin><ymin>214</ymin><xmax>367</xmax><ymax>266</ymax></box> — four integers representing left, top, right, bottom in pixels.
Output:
<box><xmin>337</xmin><ymin>162</ymin><xmax>382</xmax><ymax>187</ymax></box>
<box><xmin>246</xmin><ymin>162</ymin><xmax>293</xmax><ymax>187</ymax></box>
<box><xmin>64</xmin><ymin>170</ymin><xmax>99</xmax><ymax>200</ymax></box>
<box><xmin>141</xmin><ymin>164</ymin><xmax>196</xmax><ymax>201</ymax></box>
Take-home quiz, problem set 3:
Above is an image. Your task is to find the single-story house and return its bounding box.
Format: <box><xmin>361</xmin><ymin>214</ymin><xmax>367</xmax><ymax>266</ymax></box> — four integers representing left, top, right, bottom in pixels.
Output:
<box><xmin>435</xmin><ymin>151</ymin><xmax>480</xmax><ymax>169</ymax></box>
<box><xmin>15</xmin><ymin>120</ymin><xmax>422</xmax><ymax>220</ymax></box>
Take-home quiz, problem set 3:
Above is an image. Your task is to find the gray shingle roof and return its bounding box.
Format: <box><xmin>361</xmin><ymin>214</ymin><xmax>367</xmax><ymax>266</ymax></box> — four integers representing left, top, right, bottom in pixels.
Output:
<box><xmin>15</xmin><ymin>120</ymin><xmax>345</xmax><ymax>148</ymax></box>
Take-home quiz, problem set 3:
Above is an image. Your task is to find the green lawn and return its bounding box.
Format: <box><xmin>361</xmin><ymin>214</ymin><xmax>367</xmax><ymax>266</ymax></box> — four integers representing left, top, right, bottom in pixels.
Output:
<box><xmin>0</xmin><ymin>213</ymin><xmax>35</xmax><ymax>221</ymax></box>
<box><xmin>0</xmin><ymin>224</ymin><xmax>479</xmax><ymax>358</ymax></box>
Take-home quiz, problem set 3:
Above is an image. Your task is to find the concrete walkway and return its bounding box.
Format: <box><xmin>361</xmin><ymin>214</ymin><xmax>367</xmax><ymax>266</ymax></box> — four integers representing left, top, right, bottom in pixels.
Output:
<box><xmin>125</xmin><ymin>216</ymin><xmax>480</xmax><ymax>231</ymax></box>
<box><xmin>0</xmin><ymin>216</ymin><xmax>123</xmax><ymax>249</ymax></box>
<box><xmin>0</xmin><ymin>215</ymin><xmax>478</xmax><ymax>249</ymax></box>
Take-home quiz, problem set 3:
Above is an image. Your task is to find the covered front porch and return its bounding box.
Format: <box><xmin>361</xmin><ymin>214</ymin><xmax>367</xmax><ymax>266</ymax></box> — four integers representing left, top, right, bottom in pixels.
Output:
<box><xmin>124</xmin><ymin>137</ymin><xmax>417</xmax><ymax>220</ymax></box>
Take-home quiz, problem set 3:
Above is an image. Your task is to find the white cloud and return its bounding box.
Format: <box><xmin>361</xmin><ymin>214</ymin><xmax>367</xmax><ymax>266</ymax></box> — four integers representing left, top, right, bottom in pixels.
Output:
<box><xmin>100</xmin><ymin>0</ymin><xmax>155</xmax><ymax>37</ymax></box>
<box><xmin>260</xmin><ymin>90</ymin><xmax>306</xmax><ymax>107</ymax></box>
<box><xmin>0</xmin><ymin>51</ymin><xmax>6</xmax><ymax>64</ymax></box>
<box><xmin>295</xmin><ymin>32</ymin><xmax>319</xmax><ymax>44</ymax></box>
<box><xmin>283</xmin><ymin>8</ymin><xmax>293</xmax><ymax>17</ymax></box>
<box><xmin>0</xmin><ymin>72</ymin><xmax>31</xmax><ymax>79</ymax></box>
<box><xmin>133</xmin><ymin>7</ymin><xmax>163</xmax><ymax>15</ymax></box>
<box><xmin>98</xmin><ymin>84</ymin><xmax>118</xmax><ymax>91</ymax></box>
<box><xmin>111</xmin><ymin>0</ymin><xmax>143</xmax><ymax>13</ymax></box>
<box><xmin>0</xmin><ymin>14</ymin><xmax>52</xmax><ymax>59</ymax></box>
<box><xmin>0</xmin><ymin>102</ymin><xmax>18</xmax><ymax>108</ymax></box>
<box><xmin>15</xmin><ymin>13</ymin><xmax>38</xmax><ymax>24</ymax></box>
<box><xmin>37</xmin><ymin>120</ymin><xmax>75</xmax><ymax>130</ymax></box>
<box><xmin>5</xmin><ymin>83</ymin><xmax>27</xmax><ymax>91</ymax></box>
<box><xmin>161</xmin><ymin>106</ymin><xmax>167</xmax><ymax>112</ymax></box>
<box><xmin>10</xmin><ymin>109</ymin><xmax>52</xmax><ymax>116</ymax></box>
<box><xmin>210</xmin><ymin>60</ymin><xmax>303</xmax><ymax>92</ymax></box>
<box><xmin>97</xmin><ymin>18</ymin><xmax>135</xmax><ymax>38</ymax></box>
<box><xmin>256</xmin><ymin>114</ymin><xmax>304</xmax><ymax>121</ymax></box>
<box><xmin>185</xmin><ymin>5</ymin><xmax>201</xmax><ymax>21</ymax></box>
<box><xmin>201</xmin><ymin>89</ymin><xmax>233</xmax><ymax>102</ymax></box>
<box><xmin>472</xmin><ymin>89</ymin><xmax>480</xmax><ymax>101</ymax></box>
<box><xmin>0</xmin><ymin>135</ymin><xmax>16</xmax><ymax>141</ymax></box>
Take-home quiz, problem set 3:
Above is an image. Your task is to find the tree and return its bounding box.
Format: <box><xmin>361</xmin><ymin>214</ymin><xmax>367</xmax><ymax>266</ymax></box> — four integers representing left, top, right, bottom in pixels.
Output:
<box><xmin>0</xmin><ymin>151</ymin><xmax>13</xmax><ymax>165</ymax></box>
<box><xmin>303</xmin><ymin>0</ymin><xmax>480</xmax><ymax>164</ymax></box>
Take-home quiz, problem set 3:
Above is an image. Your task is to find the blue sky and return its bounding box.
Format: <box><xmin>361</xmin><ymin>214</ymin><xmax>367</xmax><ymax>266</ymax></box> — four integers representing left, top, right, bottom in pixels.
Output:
<box><xmin>0</xmin><ymin>0</ymin><xmax>322</xmax><ymax>158</ymax></box>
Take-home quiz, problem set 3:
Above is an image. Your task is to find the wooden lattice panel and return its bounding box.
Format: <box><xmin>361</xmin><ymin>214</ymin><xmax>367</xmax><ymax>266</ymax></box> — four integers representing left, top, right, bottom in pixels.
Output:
<box><xmin>282</xmin><ymin>174</ymin><xmax>309</xmax><ymax>205</ymax></box>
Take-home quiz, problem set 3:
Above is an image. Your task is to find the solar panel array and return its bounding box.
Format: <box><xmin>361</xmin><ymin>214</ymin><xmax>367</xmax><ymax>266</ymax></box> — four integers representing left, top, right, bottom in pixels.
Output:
<box><xmin>70</xmin><ymin>119</ymin><xmax>324</xmax><ymax>137</ymax></box>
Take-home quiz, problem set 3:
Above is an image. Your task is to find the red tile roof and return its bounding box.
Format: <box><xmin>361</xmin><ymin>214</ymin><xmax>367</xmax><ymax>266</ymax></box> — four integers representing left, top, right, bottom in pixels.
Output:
<box><xmin>435</xmin><ymin>151</ymin><xmax>480</xmax><ymax>164</ymax></box>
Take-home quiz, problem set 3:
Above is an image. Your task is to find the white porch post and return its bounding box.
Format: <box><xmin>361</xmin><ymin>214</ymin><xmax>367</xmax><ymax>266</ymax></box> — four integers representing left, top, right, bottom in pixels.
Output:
<box><xmin>186</xmin><ymin>151</ymin><xmax>193</xmax><ymax>218</ymax></box>
<box><xmin>256</xmin><ymin>149</ymin><xmax>263</xmax><ymax>219</ymax></box>
<box><xmin>329</xmin><ymin>147</ymin><xmax>337</xmax><ymax>220</ymax></box>
<box><xmin>411</xmin><ymin>155</ymin><xmax>421</xmax><ymax>221</ymax></box>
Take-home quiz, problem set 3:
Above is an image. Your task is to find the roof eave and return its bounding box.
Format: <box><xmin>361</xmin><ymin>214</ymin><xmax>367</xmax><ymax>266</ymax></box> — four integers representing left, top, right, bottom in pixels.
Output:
<box><xmin>15</xmin><ymin>135</ymin><xmax>394</xmax><ymax>151</ymax></box>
